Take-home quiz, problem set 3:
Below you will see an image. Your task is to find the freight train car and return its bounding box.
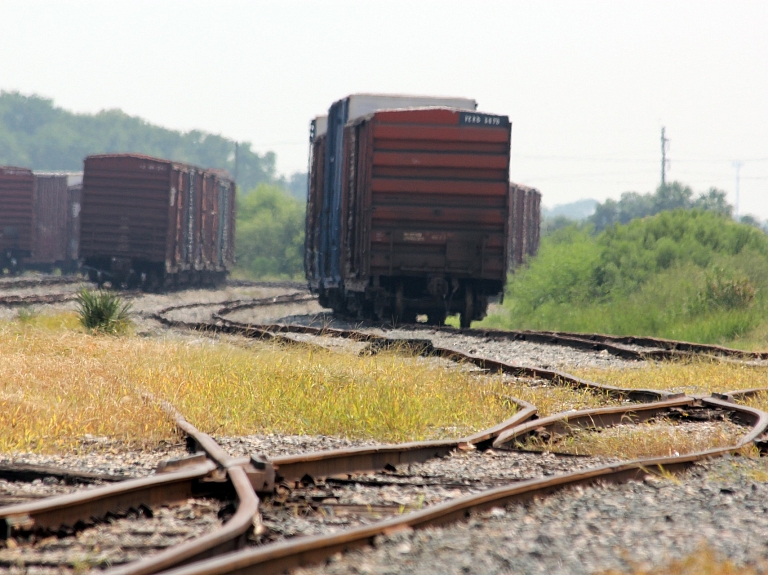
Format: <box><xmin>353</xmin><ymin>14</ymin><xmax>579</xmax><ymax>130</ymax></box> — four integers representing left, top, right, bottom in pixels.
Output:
<box><xmin>80</xmin><ymin>154</ymin><xmax>235</xmax><ymax>290</ymax></box>
<box><xmin>0</xmin><ymin>168</ymin><xmax>81</xmax><ymax>273</ymax></box>
<box><xmin>307</xmin><ymin>104</ymin><xmax>512</xmax><ymax>327</ymax></box>
<box><xmin>509</xmin><ymin>183</ymin><xmax>542</xmax><ymax>269</ymax></box>
<box><xmin>304</xmin><ymin>116</ymin><xmax>327</xmax><ymax>283</ymax></box>
<box><xmin>0</xmin><ymin>166</ymin><xmax>34</xmax><ymax>273</ymax></box>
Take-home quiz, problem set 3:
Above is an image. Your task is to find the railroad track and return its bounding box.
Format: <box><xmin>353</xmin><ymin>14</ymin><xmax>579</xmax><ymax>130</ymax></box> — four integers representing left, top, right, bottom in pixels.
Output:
<box><xmin>0</xmin><ymin>275</ymin><xmax>84</xmax><ymax>291</ymax></box>
<box><xmin>3</xmin><ymin>290</ymin><xmax>768</xmax><ymax>573</ymax></box>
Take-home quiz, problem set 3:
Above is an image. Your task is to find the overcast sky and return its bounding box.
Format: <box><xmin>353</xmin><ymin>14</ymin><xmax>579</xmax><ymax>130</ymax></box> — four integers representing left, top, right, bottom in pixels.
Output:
<box><xmin>2</xmin><ymin>1</ymin><xmax>767</xmax><ymax>216</ymax></box>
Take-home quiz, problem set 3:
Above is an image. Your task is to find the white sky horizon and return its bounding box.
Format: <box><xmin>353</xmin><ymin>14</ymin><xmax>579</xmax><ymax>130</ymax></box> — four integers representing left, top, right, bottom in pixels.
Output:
<box><xmin>2</xmin><ymin>1</ymin><xmax>766</xmax><ymax>216</ymax></box>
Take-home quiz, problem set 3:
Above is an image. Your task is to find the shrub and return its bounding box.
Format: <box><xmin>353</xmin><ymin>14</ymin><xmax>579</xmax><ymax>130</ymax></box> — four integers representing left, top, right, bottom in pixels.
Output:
<box><xmin>75</xmin><ymin>290</ymin><xmax>132</xmax><ymax>334</ymax></box>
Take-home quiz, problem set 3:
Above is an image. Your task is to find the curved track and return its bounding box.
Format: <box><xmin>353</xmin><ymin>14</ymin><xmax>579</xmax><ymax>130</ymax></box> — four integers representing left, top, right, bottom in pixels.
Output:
<box><xmin>2</xmin><ymin>283</ymin><xmax>768</xmax><ymax>573</ymax></box>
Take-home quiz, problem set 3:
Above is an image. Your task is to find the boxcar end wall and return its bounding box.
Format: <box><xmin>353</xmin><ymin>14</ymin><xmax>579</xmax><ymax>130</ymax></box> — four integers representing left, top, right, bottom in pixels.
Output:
<box><xmin>307</xmin><ymin>107</ymin><xmax>512</xmax><ymax>327</ymax></box>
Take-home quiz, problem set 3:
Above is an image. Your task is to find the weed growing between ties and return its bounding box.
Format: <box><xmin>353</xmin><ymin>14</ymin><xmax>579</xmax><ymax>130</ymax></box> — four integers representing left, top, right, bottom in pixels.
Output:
<box><xmin>572</xmin><ymin>358</ymin><xmax>768</xmax><ymax>397</ymax></box>
<box><xmin>517</xmin><ymin>419</ymin><xmax>744</xmax><ymax>459</ymax></box>
<box><xmin>75</xmin><ymin>289</ymin><xmax>132</xmax><ymax>334</ymax></box>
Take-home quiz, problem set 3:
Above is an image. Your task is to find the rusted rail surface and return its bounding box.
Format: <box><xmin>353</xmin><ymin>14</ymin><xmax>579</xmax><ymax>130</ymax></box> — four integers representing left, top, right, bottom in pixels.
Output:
<box><xmin>422</xmin><ymin>325</ymin><xmax>768</xmax><ymax>361</ymax></box>
<box><xmin>193</xmin><ymin>315</ymin><xmax>677</xmax><ymax>403</ymax></box>
<box><xmin>0</xmin><ymin>292</ymin><xmax>81</xmax><ymax>306</ymax></box>
<box><xmin>0</xmin><ymin>461</ymin><xmax>217</xmax><ymax>540</ymax></box>
<box><xmin>4</xmin><ymin>290</ymin><xmax>768</xmax><ymax>573</ymax></box>
<box><xmin>132</xmin><ymin>394</ymin><xmax>768</xmax><ymax>575</ymax></box>
<box><xmin>0</xmin><ymin>275</ymin><xmax>83</xmax><ymax>290</ymax></box>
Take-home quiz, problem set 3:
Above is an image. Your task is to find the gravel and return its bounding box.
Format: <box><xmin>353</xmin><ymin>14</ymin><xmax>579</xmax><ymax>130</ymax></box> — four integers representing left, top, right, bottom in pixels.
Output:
<box><xmin>230</xmin><ymin>310</ymin><xmax>646</xmax><ymax>371</ymax></box>
<box><xmin>294</xmin><ymin>455</ymin><xmax>768</xmax><ymax>575</ymax></box>
<box><xmin>214</xmin><ymin>434</ymin><xmax>617</xmax><ymax>547</ymax></box>
<box><xmin>216</xmin><ymin>434</ymin><xmax>381</xmax><ymax>459</ymax></box>
<box><xmin>0</xmin><ymin>477</ymin><xmax>81</xmax><ymax>506</ymax></box>
<box><xmin>0</xmin><ymin>497</ymin><xmax>223</xmax><ymax>574</ymax></box>
<box><xmin>0</xmin><ymin>439</ymin><xmax>189</xmax><ymax>478</ymax></box>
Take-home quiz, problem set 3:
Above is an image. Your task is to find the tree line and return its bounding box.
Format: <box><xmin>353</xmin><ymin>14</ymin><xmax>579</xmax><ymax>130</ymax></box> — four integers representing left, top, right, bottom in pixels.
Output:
<box><xmin>543</xmin><ymin>181</ymin><xmax>764</xmax><ymax>236</ymax></box>
<box><xmin>0</xmin><ymin>91</ymin><xmax>307</xmax><ymax>196</ymax></box>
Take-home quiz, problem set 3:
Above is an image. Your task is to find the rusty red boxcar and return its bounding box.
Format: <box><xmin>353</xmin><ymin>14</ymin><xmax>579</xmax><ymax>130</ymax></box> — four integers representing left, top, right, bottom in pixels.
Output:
<box><xmin>0</xmin><ymin>168</ymin><xmax>83</xmax><ymax>273</ymax></box>
<box><xmin>307</xmin><ymin>106</ymin><xmax>512</xmax><ymax>327</ymax></box>
<box><xmin>29</xmin><ymin>173</ymin><xmax>70</xmax><ymax>270</ymax></box>
<box><xmin>304</xmin><ymin>116</ymin><xmax>327</xmax><ymax>283</ymax></box>
<box><xmin>80</xmin><ymin>154</ymin><xmax>235</xmax><ymax>289</ymax></box>
<box><xmin>0</xmin><ymin>166</ymin><xmax>35</xmax><ymax>272</ymax></box>
<box><xmin>509</xmin><ymin>182</ymin><xmax>542</xmax><ymax>269</ymax></box>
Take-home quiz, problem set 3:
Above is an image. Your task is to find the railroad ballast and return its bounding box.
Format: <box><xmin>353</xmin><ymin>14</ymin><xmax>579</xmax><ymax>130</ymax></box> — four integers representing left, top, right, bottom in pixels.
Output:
<box><xmin>80</xmin><ymin>154</ymin><xmax>236</xmax><ymax>290</ymax></box>
<box><xmin>306</xmin><ymin>93</ymin><xmax>526</xmax><ymax>327</ymax></box>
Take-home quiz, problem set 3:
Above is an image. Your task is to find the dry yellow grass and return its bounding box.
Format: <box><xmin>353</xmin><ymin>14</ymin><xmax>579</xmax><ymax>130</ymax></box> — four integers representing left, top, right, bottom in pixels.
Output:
<box><xmin>574</xmin><ymin>358</ymin><xmax>768</xmax><ymax>397</ymax></box>
<box><xmin>2</xmin><ymin>313</ymin><xmax>598</xmax><ymax>453</ymax></box>
<box><xmin>13</xmin><ymin>313</ymin><xmax>756</xmax><ymax>456</ymax></box>
<box><xmin>519</xmin><ymin>419</ymin><xmax>744</xmax><ymax>459</ymax></box>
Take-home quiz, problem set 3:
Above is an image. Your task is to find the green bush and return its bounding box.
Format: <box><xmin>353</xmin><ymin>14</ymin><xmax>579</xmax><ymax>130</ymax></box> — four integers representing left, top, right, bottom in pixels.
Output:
<box><xmin>234</xmin><ymin>184</ymin><xmax>305</xmax><ymax>280</ymax></box>
<box><xmin>76</xmin><ymin>290</ymin><xmax>132</xmax><ymax>334</ymax></box>
<box><xmin>483</xmin><ymin>210</ymin><xmax>768</xmax><ymax>346</ymax></box>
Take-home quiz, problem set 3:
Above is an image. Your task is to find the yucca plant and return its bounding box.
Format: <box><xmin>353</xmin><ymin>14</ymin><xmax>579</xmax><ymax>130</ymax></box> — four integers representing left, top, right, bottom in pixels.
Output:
<box><xmin>76</xmin><ymin>289</ymin><xmax>132</xmax><ymax>334</ymax></box>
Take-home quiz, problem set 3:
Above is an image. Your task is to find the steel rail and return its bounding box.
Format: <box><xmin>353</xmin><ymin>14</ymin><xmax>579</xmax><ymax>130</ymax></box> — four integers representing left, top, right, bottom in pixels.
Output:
<box><xmin>204</xmin><ymin>316</ymin><xmax>676</xmax><ymax>403</ymax></box>
<box><xmin>493</xmin><ymin>396</ymin><xmax>696</xmax><ymax>448</ymax></box>
<box><xmin>104</xmin><ymin>466</ymin><xmax>260</xmax><ymax>575</ymax></box>
<box><xmin>146</xmin><ymin>398</ymin><xmax>768</xmax><ymax>575</ymax></box>
<box><xmin>153</xmin><ymin>292</ymin><xmax>313</xmax><ymax>320</ymax></box>
<box><xmin>209</xmin><ymin>298</ymin><xmax>764</xmax><ymax>362</ymax></box>
<box><xmin>0</xmin><ymin>461</ymin><xmax>126</xmax><ymax>484</ymax></box>
<box><xmin>528</xmin><ymin>329</ymin><xmax>768</xmax><ymax>360</ymax></box>
<box><xmin>137</xmin><ymin>299</ymin><xmax>768</xmax><ymax>574</ymax></box>
<box><xmin>417</xmin><ymin>324</ymin><xmax>768</xmax><ymax>360</ymax></box>
<box><xmin>0</xmin><ymin>276</ymin><xmax>83</xmax><ymax>290</ymax></box>
<box><xmin>713</xmin><ymin>387</ymin><xmax>768</xmax><ymax>401</ymax></box>
<box><xmin>0</xmin><ymin>461</ymin><xmax>216</xmax><ymax>539</ymax></box>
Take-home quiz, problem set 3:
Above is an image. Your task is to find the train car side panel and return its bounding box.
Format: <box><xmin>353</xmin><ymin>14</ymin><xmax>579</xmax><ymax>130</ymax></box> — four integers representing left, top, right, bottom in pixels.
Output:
<box><xmin>81</xmin><ymin>154</ymin><xmax>232</xmax><ymax>288</ymax></box>
<box><xmin>0</xmin><ymin>167</ymin><xmax>35</xmax><ymax>271</ymax></box>
<box><xmin>30</xmin><ymin>174</ymin><xmax>69</xmax><ymax>267</ymax></box>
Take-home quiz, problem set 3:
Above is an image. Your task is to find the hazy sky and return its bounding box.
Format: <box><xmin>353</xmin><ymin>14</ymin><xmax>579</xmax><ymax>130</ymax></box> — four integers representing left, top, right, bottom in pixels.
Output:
<box><xmin>2</xmin><ymin>1</ymin><xmax>767</xmax><ymax>216</ymax></box>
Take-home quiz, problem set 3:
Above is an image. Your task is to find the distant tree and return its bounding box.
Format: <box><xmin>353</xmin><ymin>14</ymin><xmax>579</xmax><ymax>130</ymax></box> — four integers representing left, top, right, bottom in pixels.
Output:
<box><xmin>235</xmin><ymin>184</ymin><xmax>305</xmax><ymax>279</ymax></box>
<box><xmin>655</xmin><ymin>181</ymin><xmax>693</xmax><ymax>212</ymax></box>
<box><xmin>692</xmin><ymin>187</ymin><xmax>733</xmax><ymax>217</ymax></box>
<box><xmin>541</xmin><ymin>215</ymin><xmax>580</xmax><ymax>236</ymax></box>
<box><xmin>590</xmin><ymin>199</ymin><xmax>620</xmax><ymax>232</ymax></box>
<box><xmin>740</xmin><ymin>215</ymin><xmax>762</xmax><ymax>228</ymax></box>
<box><xmin>0</xmin><ymin>91</ymin><xmax>306</xmax><ymax>192</ymax></box>
<box><xmin>588</xmin><ymin>181</ymin><xmax>736</xmax><ymax>232</ymax></box>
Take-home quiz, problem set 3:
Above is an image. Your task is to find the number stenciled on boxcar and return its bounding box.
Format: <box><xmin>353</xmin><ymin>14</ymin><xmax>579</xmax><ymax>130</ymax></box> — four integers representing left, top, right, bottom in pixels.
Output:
<box><xmin>459</xmin><ymin>112</ymin><xmax>510</xmax><ymax>128</ymax></box>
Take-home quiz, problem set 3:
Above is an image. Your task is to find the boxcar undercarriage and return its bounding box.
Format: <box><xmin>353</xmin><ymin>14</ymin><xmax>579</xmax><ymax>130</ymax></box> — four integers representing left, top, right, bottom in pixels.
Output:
<box><xmin>83</xmin><ymin>256</ymin><xmax>226</xmax><ymax>291</ymax></box>
<box><xmin>316</xmin><ymin>275</ymin><xmax>500</xmax><ymax>328</ymax></box>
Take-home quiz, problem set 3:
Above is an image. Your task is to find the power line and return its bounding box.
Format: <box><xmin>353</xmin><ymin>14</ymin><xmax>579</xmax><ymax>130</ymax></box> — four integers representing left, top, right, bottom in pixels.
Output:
<box><xmin>733</xmin><ymin>160</ymin><xmax>743</xmax><ymax>218</ymax></box>
<box><xmin>661</xmin><ymin>127</ymin><xmax>670</xmax><ymax>188</ymax></box>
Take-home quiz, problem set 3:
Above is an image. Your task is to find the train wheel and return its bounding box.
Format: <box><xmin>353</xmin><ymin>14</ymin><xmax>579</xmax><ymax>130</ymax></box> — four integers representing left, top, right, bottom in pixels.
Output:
<box><xmin>460</xmin><ymin>286</ymin><xmax>474</xmax><ymax>328</ymax></box>
<box><xmin>394</xmin><ymin>283</ymin><xmax>405</xmax><ymax>323</ymax></box>
<box><xmin>427</xmin><ymin>312</ymin><xmax>446</xmax><ymax>326</ymax></box>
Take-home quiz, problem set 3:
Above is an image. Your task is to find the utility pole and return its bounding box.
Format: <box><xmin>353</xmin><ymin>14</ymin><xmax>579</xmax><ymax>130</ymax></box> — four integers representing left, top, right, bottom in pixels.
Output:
<box><xmin>660</xmin><ymin>127</ymin><xmax>669</xmax><ymax>188</ymax></box>
<box><xmin>732</xmin><ymin>160</ymin><xmax>743</xmax><ymax>219</ymax></box>
<box><xmin>234</xmin><ymin>141</ymin><xmax>239</xmax><ymax>185</ymax></box>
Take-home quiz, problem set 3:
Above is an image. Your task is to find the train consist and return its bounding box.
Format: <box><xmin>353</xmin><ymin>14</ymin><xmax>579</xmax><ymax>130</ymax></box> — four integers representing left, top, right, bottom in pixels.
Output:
<box><xmin>306</xmin><ymin>94</ymin><xmax>541</xmax><ymax>326</ymax></box>
<box><xmin>0</xmin><ymin>154</ymin><xmax>236</xmax><ymax>290</ymax></box>
<box><xmin>509</xmin><ymin>182</ymin><xmax>542</xmax><ymax>268</ymax></box>
<box><xmin>80</xmin><ymin>154</ymin><xmax>236</xmax><ymax>289</ymax></box>
<box><xmin>0</xmin><ymin>167</ymin><xmax>82</xmax><ymax>273</ymax></box>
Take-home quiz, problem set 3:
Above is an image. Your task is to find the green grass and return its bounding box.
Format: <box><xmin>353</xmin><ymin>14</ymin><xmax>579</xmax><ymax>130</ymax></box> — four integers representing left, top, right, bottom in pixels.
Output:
<box><xmin>75</xmin><ymin>289</ymin><xmax>132</xmax><ymax>334</ymax></box>
<box><xmin>482</xmin><ymin>211</ymin><xmax>768</xmax><ymax>349</ymax></box>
